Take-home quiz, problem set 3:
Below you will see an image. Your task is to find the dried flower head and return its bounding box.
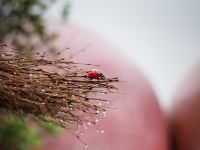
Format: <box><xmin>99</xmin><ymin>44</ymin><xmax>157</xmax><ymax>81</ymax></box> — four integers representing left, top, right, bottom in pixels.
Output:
<box><xmin>0</xmin><ymin>44</ymin><xmax>118</xmax><ymax>133</ymax></box>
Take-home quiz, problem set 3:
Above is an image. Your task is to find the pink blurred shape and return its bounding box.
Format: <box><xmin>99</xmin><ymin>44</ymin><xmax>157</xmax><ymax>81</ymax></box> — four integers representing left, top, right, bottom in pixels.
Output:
<box><xmin>41</xmin><ymin>23</ymin><xmax>168</xmax><ymax>150</ymax></box>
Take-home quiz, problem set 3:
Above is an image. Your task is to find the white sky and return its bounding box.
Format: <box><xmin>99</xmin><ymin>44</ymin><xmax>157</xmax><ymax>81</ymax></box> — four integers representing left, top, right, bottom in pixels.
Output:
<box><xmin>45</xmin><ymin>0</ymin><xmax>200</xmax><ymax>111</ymax></box>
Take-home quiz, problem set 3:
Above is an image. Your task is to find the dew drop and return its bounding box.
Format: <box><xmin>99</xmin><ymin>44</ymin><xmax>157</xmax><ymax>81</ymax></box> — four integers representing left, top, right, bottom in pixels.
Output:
<box><xmin>98</xmin><ymin>102</ymin><xmax>102</xmax><ymax>106</ymax></box>
<box><xmin>102</xmin><ymin>111</ymin><xmax>106</xmax><ymax>117</ymax></box>
<box><xmin>29</xmin><ymin>74</ymin><xmax>33</xmax><ymax>77</ymax></box>
<box><xmin>95</xmin><ymin>119</ymin><xmax>99</xmax><ymax>123</ymax></box>
<box><xmin>41</xmin><ymin>89</ymin><xmax>45</xmax><ymax>92</ymax></box>
<box><xmin>80</xmin><ymin>132</ymin><xmax>84</xmax><ymax>136</ymax></box>
<box><xmin>106</xmin><ymin>101</ymin><xmax>110</xmax><ymax>104</ymax></box>
<box><xmin>87</xmin><ymin>121</ymin><xmax>92</xmax><ymax>126</ymax></box>
<box><xmin>75</xmin><ymin>130</ymin><xmax>79</xmax><ymax>134</ymax></box>
<box><xmin>24</xmin><ymin>84</ymin><xmax>29</xmax><ymax>88</ymax></box>
<box><xmin>100</xmin><ymin>129</ymin><xmax>105</xmax><ymax>133</ymax></box>
<box><xmin>13</xmin><ymin>72</ymin><xmax>17</xmax><ymax>75</ymax></box>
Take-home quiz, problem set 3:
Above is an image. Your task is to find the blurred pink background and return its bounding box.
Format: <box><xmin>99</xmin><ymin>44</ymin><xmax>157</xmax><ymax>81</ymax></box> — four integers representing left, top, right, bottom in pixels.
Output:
<box><xmin>39</xmin><ymin>24</ymin><xmax>169</xmax><ymax>150</ymax></box>
<box><xmin>45</xmin><ymin>0</ymin><xmax>200</xmax><ymax>112</ymax></box>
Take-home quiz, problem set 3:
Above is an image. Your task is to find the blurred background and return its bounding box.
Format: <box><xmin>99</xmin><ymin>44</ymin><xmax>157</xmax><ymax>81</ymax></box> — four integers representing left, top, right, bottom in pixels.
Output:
<box><xmin>45</xmin><ymin>0</ymin><xmax>200</xmax><ymax>111</ymax></box>
<box><xmin>1</xmin><ymin>0</ymin><xmax>199</xmax><ymax>112</ymax></box>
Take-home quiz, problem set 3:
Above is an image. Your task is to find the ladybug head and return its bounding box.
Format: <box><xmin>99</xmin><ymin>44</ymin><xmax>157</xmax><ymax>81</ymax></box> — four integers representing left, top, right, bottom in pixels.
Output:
<box><xmin>99</xmin><ymin>73</ymin><xmax>105</xmax><ymax>80</ymax></box>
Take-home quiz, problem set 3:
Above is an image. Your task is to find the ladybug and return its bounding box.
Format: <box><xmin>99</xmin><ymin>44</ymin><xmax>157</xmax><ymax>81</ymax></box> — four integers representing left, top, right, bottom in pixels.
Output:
<box><xmin>87</xmin><ymin>69</ymin><xmax>105</xmax><ymax>80</ymax></box>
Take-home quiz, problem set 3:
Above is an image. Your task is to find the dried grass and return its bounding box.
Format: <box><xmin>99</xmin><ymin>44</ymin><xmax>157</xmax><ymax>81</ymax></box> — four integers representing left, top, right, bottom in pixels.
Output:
<box><xmin>0</xmin><ymin>44</ymin><xmax>118</xmax><ymax>131</ymax></box>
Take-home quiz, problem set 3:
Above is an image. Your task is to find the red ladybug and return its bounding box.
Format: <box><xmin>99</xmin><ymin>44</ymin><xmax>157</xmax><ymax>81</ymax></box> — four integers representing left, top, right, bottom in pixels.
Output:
<box><xmin>87</xmin><ymin>69</ymin><xmax>105</xmax><ymax>80</ymax></box>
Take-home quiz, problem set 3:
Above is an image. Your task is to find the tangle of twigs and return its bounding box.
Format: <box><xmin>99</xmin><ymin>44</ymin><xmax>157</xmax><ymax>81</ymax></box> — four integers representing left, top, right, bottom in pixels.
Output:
<box><xmin>0</xmin><ymin>44</ymin><xmax>119</xmax><ymax>132</ymax></box>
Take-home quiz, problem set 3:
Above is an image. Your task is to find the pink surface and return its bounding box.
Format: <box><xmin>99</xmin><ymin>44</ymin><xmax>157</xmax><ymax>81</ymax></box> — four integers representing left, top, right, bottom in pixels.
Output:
<box><xmin>40</xmin><ymin>23</ymin><xmax>168</xmax><ymax>150</ymax></box>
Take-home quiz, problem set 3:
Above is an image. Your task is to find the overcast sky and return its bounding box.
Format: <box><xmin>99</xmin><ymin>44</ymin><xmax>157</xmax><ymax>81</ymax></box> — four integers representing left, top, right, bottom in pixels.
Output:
<box><xmin>46</xmin><ymin>0</ymin><xmax>200</xmax><ymax>111</ymax></box>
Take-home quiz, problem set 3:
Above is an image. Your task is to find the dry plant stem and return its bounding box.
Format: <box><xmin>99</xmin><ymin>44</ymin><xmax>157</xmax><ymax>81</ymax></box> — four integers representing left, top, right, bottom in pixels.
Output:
<box><xmin>0</xmin><ymin>44</ymin><xmax>118</xmax><ymax>131</ymax></box>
